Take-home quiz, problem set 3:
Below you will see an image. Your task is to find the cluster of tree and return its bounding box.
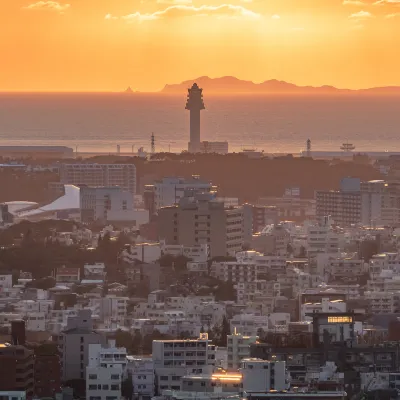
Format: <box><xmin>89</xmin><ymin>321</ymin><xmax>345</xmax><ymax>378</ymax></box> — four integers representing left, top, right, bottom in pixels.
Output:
<box><xmin>2</xmin><ymin>155</ymin><xmax>382</xmax><ymax>205</ymax></box>
<box><xmin>203</xmin><ymin>315</ymin><xmax>231</xmax><ymax>347</ymax></box>
<box><xmin>0</xmin><ymin>170</ymin><xmax>57</xmax><ymax>204</ymax></box>
<box><xmin>114</xmin><ymin>329</ymin><xmax>174</xmax><ymax>355</ymax></box>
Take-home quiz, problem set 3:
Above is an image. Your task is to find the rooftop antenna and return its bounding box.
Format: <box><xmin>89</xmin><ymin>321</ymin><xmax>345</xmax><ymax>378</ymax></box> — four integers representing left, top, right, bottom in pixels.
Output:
<box><xmin>151</xmin><ymin>132</ymin><xmax>155</xmax><ymax>154</ymax></box>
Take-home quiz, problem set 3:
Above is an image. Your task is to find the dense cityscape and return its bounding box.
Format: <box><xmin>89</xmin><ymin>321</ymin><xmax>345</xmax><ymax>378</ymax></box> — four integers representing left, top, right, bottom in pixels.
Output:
<box><xmin>1</xmin><ymin>85</ymin><xmax>400</xmax><ymax>400</ymax></box>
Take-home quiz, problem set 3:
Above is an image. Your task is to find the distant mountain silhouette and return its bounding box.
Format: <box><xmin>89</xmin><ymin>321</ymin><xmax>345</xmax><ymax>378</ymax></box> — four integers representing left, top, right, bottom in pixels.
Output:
<box><xmin>124</xmin><ymin>86</ymin><xmax>134</xmax><ymax>94</ymax></box>
<box><xmin>161</xmin><ymin>76</ymin><xmax>400</xmax><ymax>95</ymax></box>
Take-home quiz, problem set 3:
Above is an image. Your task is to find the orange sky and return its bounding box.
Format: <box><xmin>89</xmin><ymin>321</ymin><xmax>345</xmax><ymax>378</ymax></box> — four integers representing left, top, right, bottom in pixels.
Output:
<box><xmin>2</xmin><ymin>0</ymin><xmax>400</xmax><ymax>91</ymax></box>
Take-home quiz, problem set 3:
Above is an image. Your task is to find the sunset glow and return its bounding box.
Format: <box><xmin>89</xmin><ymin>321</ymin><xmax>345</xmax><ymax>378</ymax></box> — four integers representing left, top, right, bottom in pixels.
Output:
<box><xmin>2</xmin><ymin>0</ymin><xmax>400</xmax><ymax>91</ymax></box>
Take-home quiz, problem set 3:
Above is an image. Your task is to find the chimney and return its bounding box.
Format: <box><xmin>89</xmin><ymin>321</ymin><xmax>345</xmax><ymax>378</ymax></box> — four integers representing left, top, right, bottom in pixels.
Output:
<box><xmin>11</xmin><ymin>320</ymin><xmax>26</xmax><ymax>346</ymax></box>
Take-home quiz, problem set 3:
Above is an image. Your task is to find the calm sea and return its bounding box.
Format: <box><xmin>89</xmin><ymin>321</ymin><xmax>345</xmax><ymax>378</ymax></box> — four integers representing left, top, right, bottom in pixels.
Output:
<box><xmin>0</xmin><ymin>93</ymin><xmax>399</xmax><ymax>154</ymax></box>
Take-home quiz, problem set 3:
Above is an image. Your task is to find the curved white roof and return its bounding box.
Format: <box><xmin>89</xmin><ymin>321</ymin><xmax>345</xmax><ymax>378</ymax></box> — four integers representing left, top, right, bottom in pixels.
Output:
<box><xmin>18</xmin><ymin>185</ymin><xmax>80</xmax><ymax>218</ymax></box>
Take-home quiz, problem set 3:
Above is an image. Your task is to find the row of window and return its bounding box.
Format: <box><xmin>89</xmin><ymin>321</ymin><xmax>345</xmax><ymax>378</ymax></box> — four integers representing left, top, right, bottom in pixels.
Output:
<box><xmin>88</xmin><ymin>384</ymin><xmax>120</xmax><ymax>390</ymax></box>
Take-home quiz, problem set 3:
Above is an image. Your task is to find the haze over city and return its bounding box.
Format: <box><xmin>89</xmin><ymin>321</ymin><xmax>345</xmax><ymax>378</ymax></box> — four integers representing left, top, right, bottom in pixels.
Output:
<box><xmin>2</xmin><ymin>0</ymin><xmax>400</xmax><ymax>92</ymax></box>
<box><xmin>3</xmin><ymin>2</ymin><xmax>400</xmax><ymax>400</ymax></box>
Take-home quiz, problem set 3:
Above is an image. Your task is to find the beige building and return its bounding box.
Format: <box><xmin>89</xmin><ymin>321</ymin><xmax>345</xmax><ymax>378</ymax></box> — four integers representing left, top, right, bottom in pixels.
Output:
<box><xmin>60</xmin><ymin>163</ymin><xmax>136</xmax><ymax>195</ymax></box>
<box><xmin>158</xmin><ymin>193</ymin><xmax>244</xmax><ymax>258</ymax></box>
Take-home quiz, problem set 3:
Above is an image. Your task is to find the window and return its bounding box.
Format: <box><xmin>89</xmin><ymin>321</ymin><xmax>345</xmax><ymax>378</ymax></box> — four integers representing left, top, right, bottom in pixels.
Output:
<box><xmin>80</xmin><ymin>336</ymin><xmax>84</xmax><ymax>343</ymax></box>
<box><xmin>102</xmin><ymin>385</ymin><xmax>109</xmax><ymax>390</ymax></box>
<box><xmin>89</xmin><ymin>385</ymin><xmax>97</xmax><ymax>390</ymax></box>
<box><xmin>160</xmin><ymin>376</ymin><xmax>168</xmax><ymax>381</ymax></box>
<box><xmin>89</xmin><ymin>374</ymin><xmax>98</xmax><ymax>380</ymax></box>
<box><xmin>111</xmin><ymin>374</ymin><xmax>120</xmax><ymax>380</ymax></box>
<box><xmin>327</xmin><ymin>316</ymin><xmax>353</xmax><ymax>323</ymax></box>
<box><xmin>111</xmin><ymin>385</ymin><xmax>119</xmax><ymax>391</ymax></box>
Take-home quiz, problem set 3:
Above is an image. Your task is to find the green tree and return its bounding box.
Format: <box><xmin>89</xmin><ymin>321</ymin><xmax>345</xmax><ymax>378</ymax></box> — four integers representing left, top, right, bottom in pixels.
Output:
<box><xmin>121</xmin><ymin>371</ymin><xmax>134</xmax><ymax>400</ymax></box>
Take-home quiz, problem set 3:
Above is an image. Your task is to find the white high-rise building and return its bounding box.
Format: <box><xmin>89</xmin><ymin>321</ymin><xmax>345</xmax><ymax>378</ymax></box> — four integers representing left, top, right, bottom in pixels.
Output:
<box><xmin>86</xmin><ymin>340</ymin><xmax>127</xmax><ymax>400</ymax></box>
<box><xmin>152</xmin><ymin>335</ymin><xmax>216</xmax><ymax>393</ymax></box>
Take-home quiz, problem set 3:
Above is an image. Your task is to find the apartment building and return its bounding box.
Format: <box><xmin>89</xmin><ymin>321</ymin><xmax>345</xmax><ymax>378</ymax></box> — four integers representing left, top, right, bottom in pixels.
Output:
<box><xmin>307</xmin><ymin>221</ymin><xmax>340</xmax><ymax>258</ymax></box>
<box><xmin>59</xmin><ymin>310</ymin><xmax>104</xmax><ymax>381</ymax></box>
<box><xmin>241</xmin><ymin>359</ymin><xmax>288</xmax><ymax>393</ymax></box>
<box><xmin>86</xmin><ymin>341</ymin><xmax>127</xmax><ymax>400</ymax></box>
<box><xmin>316</xmin><ymin>191</ymin><xmax>363</xmax><ymax>227</ymax></box>
<box><xmin>326</xmin><ymin>258</ymin><xmax>366</xmax><ymax>283</ymax></box>
<box><xmin>158</xmin><ymin>193</ymin><xmax>244</xmax><ymax>258</ymax></box>
<box><xmin>227</xmin><ymin>332</ymin><xmax>258</xmax><ymax>370</ymax></box>
<box><xmin>144</xmin><ymin>176</ymin><xmax>213</xmax><ymax>211</ymax></box>
<box><xmin>80</xmin><ymin>186</ymin><xmax>135</xmax><ymax>223</ymax></box>
<box><xmin>94</xmin><ymin>296</ymin><xmax>129</xmax><ymax>324</ymax></box>
<box><xmin>369</xmin><ymin>253</ymin><xmax>400</xmax><ymax>279</ymax></box>
<box><xmin>152</xmin><ymin>336</ymin><xmax>216</xmax><ymax>393</ymax></box>
<box><xmin>60</xmin><ymin>163</ymin><xmax>136</xmax><ymax>195</ymax></box>
<box><xmin>300</xmin><ymin>298</ymin><xmax>347</xmax><ymax>321</ymax></box>
<box><xmin>0</xmin><ymin>322</ymin><xmax>34</xmax><ymax>398</ymax></box>
<box><xmin>364</xmin><ymin>291</ymin><xmax>398</xmax><ymax>314</ymax></box>
<box><xmin>126</xmin><ymin>356</ymin><xmax>154</xmax><ymax>400</ymax></box>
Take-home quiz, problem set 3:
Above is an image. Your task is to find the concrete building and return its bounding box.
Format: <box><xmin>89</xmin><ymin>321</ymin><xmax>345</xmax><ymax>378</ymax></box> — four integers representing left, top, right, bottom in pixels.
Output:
<box><xmin>0</xmin><ymin>324</ymin><xmax>34</xmax><ymax>398</ymax></box>
<box><xmin>161</xmin><ymin>241</ymin><xmax>210</xmax><ymax>262</ymax></box>
<box><xmin>186</xmin><ymin>83</ymin><xmax>205</xmax><ymax>153</ymax></box>
<box><xmin>159</xmin><ymin>193</ymin><xmax>244</xmax><ymax>258</ymax></box>
<box><xmin>86</xmin><ymin>341</ymin><xmax>127</xmax><ymax>400</ymax></box>
<box><xmin>307</xmin><ymin>219</ymin><xmax>340</xmax><ymax>259</ymax></box>
<box><xmin>252</xmin><ymin>224</ymin><xmax>291</xmax><ymax>255</ymax></box>
<box><xmin>146</xmin><ymin>176</ymin><xmax>213</xmax><ymax>211</ymax></box>
<box><xmin>316</xmin><ymin>178</ymin><xmax>400</xmax><ymax>227</ymax></box>
<box><xmin>152</xmin><ymin>335</ymin><xmax>216</xmax><ymax>393</ymax></box>
<box><xmin>80</xmin><ymin>186</ymin><xmax>135</xmax><ymax>223</ymax></box>
<box><xmin>227</xmin><ymin>332</ymin><xmax>258</xmax><ymax>370</ymax></box>
<box><xmin>241</xmin><ymin>359</ymin><xmax>288</xmax><ymax>393</ymax></box>
<box><xmin>95</xmin><ymin>296</ymin><xmax>129</xmax><ymax>324</ymax></box>
<box><xmin>126</xmin><ymin>356</ymin><xmax>154</xmax><ymax>400</ymax></box>
<box><xmin>0</xmin><ymin>275</ymin><xmax>12</xmax><ymax>293</ymax></box>
<box><xmin>60</xmin><ymin>163</ymin><xmax>136</xmax><ymax>195</ymax></box>
<box><xmin>301</xmin><ymin>298</ymin><xmax>347</xmax><ymax>321</ymax></box>
<box><xmin>0</xmin><ymin>392</ymin><xmax>26</xmax><ymax>400</ymax></box>
<box><xmin>59</xmin><ymin>310</ymin><xmax>104</xmax><ymax>381</ymax></box>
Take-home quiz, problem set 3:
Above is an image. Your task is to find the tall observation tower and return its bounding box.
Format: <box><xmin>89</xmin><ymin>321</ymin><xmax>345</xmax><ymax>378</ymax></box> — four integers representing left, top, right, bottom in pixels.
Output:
<box><xmin>186</xmin><ymin>83</ymin><xmax>205</xmax><ymax>153</ymax></box>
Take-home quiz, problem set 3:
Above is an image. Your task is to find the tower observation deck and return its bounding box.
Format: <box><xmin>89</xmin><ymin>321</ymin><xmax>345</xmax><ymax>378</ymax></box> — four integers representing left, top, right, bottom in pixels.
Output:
<box><xmin>186</xmin><ymin>83</ymin><xmax>205</xmax><ymax>153</ymax></box>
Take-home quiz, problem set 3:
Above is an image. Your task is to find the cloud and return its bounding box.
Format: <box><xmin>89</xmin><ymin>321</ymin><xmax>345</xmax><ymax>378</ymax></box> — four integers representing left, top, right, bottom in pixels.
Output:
<box><xmin>156</xmin><ymin>0</ymin><xmax>192</xmax><ymax>4</ymax></box>
<box><xmin>348</xmin><ymin>10</ymin><xmax>374</xmax><ymax>18</ymax></box>
<box><xmin>385</xmin><ymin>12</ymin><xmax>400</xmax><ymax>16</ymax></box>
<box><xmin>106</xmin><ymin>4</ymin><xmax>261</xmax><ymax>22</ymax></box>
<box><xmin>343</xmin><ymin>0</ymin><xmax>366</xmax><ymax>5</ymax></box>
<box><xmin>271</xmin><ymin>14</ymin><xmax>280</xmax><ymax>19</ymax></box>
<box><xmin>23</xmin><ymin>1</ymin><xmax>70</xmax><ymax>12</ymax></box>
<box><xmin>373</xmin><ymin>0</ymin><xmax>400</xmax><ymax>4</ymax></box>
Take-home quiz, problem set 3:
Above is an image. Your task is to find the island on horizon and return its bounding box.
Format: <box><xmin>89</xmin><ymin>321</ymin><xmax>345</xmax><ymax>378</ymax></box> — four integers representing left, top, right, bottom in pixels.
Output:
<box><xmin>159</xmin><ymin>75</ymin><xmax>400</xmax><ymax>95</ymax></box>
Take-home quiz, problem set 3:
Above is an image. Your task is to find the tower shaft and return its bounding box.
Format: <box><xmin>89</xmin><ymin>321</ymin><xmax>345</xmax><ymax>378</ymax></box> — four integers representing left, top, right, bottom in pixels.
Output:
<box><xmin>186</xmin><ymin>83</ymin><xmax>205</xmax><ymax>153</ymax></box>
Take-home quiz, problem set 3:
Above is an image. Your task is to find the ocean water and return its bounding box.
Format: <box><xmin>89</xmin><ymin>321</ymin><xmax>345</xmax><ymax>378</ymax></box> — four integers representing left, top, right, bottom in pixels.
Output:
<box><xmin>0</xmin><ymin>93</ymin><xmax>399</xmax><ymax>154</ymax></box>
